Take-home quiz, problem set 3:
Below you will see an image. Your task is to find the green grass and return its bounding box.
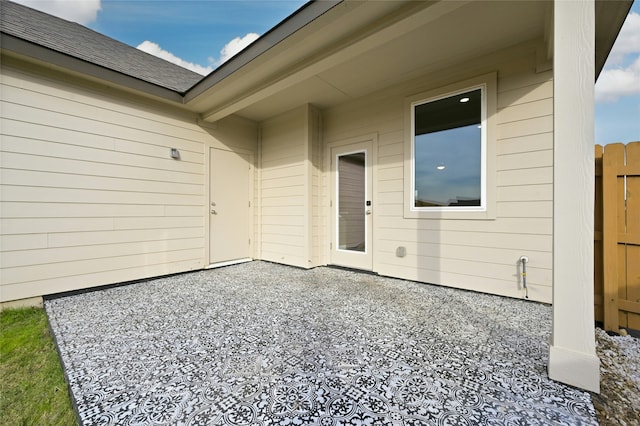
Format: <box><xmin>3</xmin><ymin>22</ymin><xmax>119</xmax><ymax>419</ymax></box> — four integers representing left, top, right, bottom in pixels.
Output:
<box><xmin>0</xmin><ymin>307</ymin><xmax>77</xmax><ymax>426</ymax></box>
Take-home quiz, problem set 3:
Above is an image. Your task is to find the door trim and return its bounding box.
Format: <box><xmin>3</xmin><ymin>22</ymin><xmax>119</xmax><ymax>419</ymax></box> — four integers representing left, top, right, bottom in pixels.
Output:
<box><xmin>326</xmin><ymin>133</ymin><xmax>377</xmax><ymax>271</ymax></box>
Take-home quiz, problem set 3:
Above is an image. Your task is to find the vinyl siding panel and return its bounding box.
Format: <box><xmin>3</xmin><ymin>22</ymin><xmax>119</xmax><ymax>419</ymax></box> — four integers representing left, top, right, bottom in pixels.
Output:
<box><xmin>1</xmin><ymin>151</ymin><xmax>202</xmax><ymax>184</ymax></box>
<box><xmin>1</xmin><ymin>238</ymin><xmax>204</xmax><ymax>268</ymax></box>
<box><xmin>1</xmin><ymin>185</ymin><xmax>203</xmax><ymax>206</ymax></box>
<box><xmin>1</xmin><ymin>169</ymin><xmax>202</xmax><ymax>195</ymax></box>
<box><xmin>256</xmin><ymin>105</ymin><xmax>321</xmax><ymax>268</ymax></box>
<box><xmin>1</xmin><ymin>134</ymin><xmax>199</xmax><ymax>174</ymax></box>
<box><xmin>0</xmin><ymin>60</ymin><xmax>256</xmax><ymax>302</ymax></box>
<box><xmin>2</xmin><ymin>103</ymin><xmax>205</xmax><ymax>158</ymax></box>
<box><xmin>321</xmin><ymin>43</ymin><xmax>554</xmax><ymax>302</ymax></box>
<box><xmin>497</xmin><ymin>167</ymin><xmax>553</xmax><ymax>186</ymax></box>
<box><xmin>376</xmin><ymin>263</ymin><xmax>552</xmax><ymax>302</ymax></box>
<box><xmin>497</xmin><ymin>132</ymin><xmax>553</xmax><ymax>155</ymax></box>
<box><xmin>259</xmin><ymin>107</ymin><xmax>308</xmax><ymax>268</ymax></box>
<box><xmin>310</xmin><ymin>106</ymin><xmax>324</xmax><ymax>267</ymax></box>
<box><xmin>2</xmin><ymin>248</ymin><xmax>204</xmax><ymax>285</ymax></box>
<box><xmin>1</xmin><ymin>259</ymin><xmax>203</xmax><ymax>303</ymax></box>
<box><xmin>376</xmin><ymin>240</ymin><xmax>552</xmax><ymax>268</ymax></box>
<box><xmin>378</xmin><ymin>216</ymin><xmax>552</xmax><ymax>235</ymax></box>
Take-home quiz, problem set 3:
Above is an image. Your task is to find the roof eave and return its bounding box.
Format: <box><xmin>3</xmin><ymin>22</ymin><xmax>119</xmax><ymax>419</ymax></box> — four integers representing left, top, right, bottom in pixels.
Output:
<box><xmin>183</xmin><ymin>0</ymin><xmax>342</xmax><ymax>103</ymax></box>
<box><xmin>1</xmin><ymin>33</ymin><xmax>185</xmax><ymax>103</ymax></box>
<box><xmin>3</xmin><ymin>0</ymin><xmax>630</xmax><ymax>113</ymax></box>
<box><xmin>595</xmin><ymin>0</ymin><xmax>634</xmax><ymax>80</ymax></box>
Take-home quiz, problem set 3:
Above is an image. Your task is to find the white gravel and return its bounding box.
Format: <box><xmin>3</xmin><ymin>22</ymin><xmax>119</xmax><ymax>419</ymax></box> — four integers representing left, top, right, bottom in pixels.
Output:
<box><xmin>593</xmin><ymin>328</ymin><xmax>640</xmax><ymax>425</ymax></box>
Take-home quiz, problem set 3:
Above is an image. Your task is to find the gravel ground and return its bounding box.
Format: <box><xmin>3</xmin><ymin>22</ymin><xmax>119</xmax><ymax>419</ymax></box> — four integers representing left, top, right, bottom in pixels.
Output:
<box><xmin>46</xmin><ymin>261</ymin><xmax>603</xmax><ymax>425</ymax></box>
<box><xmin>593</xmin><ymin>329</ymin><xmax>640</xmax><ymax>425</ymax></box>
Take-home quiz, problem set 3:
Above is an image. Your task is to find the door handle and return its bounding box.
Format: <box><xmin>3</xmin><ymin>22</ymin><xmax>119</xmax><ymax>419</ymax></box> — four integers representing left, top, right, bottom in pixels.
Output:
<box><xmin>211</xmin><ymin>210</ymin><xmax>217</xmax><ymax>215</ymax></box>
<box><xmin>366</xmin><ymin>210</ymin><xmax>372</xmax><ymax>215</ymax></box>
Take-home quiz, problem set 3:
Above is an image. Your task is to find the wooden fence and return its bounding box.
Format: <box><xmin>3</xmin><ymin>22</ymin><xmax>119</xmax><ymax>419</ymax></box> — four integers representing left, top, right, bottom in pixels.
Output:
<box><xmin>594</xmin><ymin>142</ymin><xmax>640</xmax><ymax>332</ymax></box>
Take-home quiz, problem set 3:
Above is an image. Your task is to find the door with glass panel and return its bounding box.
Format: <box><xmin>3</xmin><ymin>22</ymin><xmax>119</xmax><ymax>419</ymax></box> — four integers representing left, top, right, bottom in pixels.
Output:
<box><xmin>331</xmin><ymin>141</ymin><xmax>373</xmax><ymax>270</ymax></box>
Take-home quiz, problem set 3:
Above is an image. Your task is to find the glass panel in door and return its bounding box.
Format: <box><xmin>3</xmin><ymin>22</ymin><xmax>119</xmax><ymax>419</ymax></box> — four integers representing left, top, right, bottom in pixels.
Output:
<box><xmin>338</xmin><ymin>152</ymin><xmax>366</xmax><ymax>252</ymax></box>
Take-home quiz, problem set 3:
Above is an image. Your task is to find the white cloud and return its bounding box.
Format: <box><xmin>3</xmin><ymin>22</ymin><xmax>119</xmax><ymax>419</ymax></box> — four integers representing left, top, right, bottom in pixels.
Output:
<box><xmin>13</xmin><ymin>0</ymin><xmax>101</xmax><ymax>25</ymax></box>
<box><xmin>596</xmin><ymin>56</ymin><xmax>640</xmax><ymax>103</ymax></box>
<box><xmin>137</xmin><ymin>41</ymin><xmax>214</xmax><ymax>76</ymax></box>
<box><xmin>137</xmin><ymin>32</ymin><xmax>260</xmax><ymax>76</ymax></box>
<box><xmin>605</xmin><ymin>12</ymin><xmax>640</xmax><ymax>65</ymax></box>
<box><xmin>596</xmin><ymin>11</ymin><xmax>640</xmax><ymax>103</ymax></box>
<box><xmin>216</xmin><ymin>33</ymin><xmax>260</xmax><ymax>65</ymax></box>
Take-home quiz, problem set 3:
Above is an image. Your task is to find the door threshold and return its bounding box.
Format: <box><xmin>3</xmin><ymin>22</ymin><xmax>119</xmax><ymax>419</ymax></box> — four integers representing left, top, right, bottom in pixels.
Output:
<box><xmin>207</xmin><ymin>258</ymin><xmax>253</xmax><ymax>269</ymax></box>
<box><xmin>328</xmin><ymin>264</ymin><xmax>376</xmax><ymax>275</ymax></box>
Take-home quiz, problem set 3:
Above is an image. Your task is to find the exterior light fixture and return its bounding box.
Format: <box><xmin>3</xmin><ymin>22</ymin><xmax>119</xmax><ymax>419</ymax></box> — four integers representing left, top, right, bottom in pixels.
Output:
<box><xmin>170</xmin><ymin>148</ymin><xmax>180</xmax><ymax>159</ymax></box>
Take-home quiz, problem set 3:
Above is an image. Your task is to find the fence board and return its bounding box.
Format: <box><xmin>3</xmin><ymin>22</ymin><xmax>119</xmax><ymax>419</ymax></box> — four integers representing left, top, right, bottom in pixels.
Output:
<box><xmin>602</xmin><ymin>144</ymin><xmax>623</xmax><ymax>330</ymax></box>
<box><xmin>626</xmin><ymin>143</ymin><xmax>640</xmax><ymax>330</ymax></box>
<box><xmin>618</xmin><ymin>244</ymin><xmax>628</xmax><ymax>328</ymax></box>
<box><xmin>594</xmin><ymin>145</ymin><xmax>604</xmax><ymax>322</ymax></box>
<box><xmin>597</xmin><ymin>142</ymin><xmax>640</xmax><ymax>332</ymax></box>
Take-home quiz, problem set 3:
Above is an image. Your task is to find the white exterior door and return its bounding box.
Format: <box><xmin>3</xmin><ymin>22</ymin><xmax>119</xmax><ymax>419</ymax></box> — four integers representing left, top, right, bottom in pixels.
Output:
<box><xmin>209</xmin><ymin>148</ymin><xmax>252</xmax><ymax>265</ymax></box>
<box><xmin>331</xmin><ymin>141</ymin><xmax>373</xmax><ymax>270</ymax></box>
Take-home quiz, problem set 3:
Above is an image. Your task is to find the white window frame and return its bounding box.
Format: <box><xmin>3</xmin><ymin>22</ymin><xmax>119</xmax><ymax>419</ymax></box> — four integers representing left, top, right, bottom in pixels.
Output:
<box><xmin>404</xmin><ymin>73</ymin><xmax>497</xmax><ymax>220</ymax></box>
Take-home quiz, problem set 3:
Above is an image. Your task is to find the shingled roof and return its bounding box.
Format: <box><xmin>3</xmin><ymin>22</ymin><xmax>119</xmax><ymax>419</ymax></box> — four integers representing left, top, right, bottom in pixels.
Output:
<box><xmin>0</xmin><ymin>0</ymin><xmax>204</xmax><ymax>93</ymax></box>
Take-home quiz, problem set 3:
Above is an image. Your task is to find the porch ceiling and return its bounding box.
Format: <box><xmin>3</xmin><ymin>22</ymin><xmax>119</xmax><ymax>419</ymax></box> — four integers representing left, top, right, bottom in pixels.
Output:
<box><xmin>187</xmin><ymin>0</ymin><xmax>548</xmax><ymax>123</ymax></box>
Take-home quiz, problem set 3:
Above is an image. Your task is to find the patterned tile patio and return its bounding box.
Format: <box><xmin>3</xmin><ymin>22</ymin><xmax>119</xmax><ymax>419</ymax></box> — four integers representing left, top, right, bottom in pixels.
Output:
<box><xmin>45</xmin><ymin>261</ymin><xmax>596</xmax><ymax>425</ymax></box>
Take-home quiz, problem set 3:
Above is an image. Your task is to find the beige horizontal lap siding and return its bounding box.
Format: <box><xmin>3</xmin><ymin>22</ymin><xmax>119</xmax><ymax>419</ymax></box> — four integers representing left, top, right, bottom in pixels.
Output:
<box><xmin>0</xmin><ymin>62</ymin><xmax>209</xmax><ymax>302</ymax></box>
<box><xmin>259</xmin><ymin>107</ymin><xmax>308</xmax><ymax>268</ymax></box>
<box><xmin>493</xmin><ymin>68</ymin><xmax>553</xmax><ymax>301</ymax></box>
<box><xmin>310</xmin><ymin>106</ymin><xmax>324</xmax><ymax>267</ymax></box>
<box><xmin>323</xmin><ymin>44</ymin><xmax>553</xmax><ymax>302</ymax></box>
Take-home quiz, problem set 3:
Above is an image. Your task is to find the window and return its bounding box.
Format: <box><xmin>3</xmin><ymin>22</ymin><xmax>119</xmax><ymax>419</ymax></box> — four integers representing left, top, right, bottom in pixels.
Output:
<box><xmin>414</xmin><ymin>88</ymin><xmax>482</xmax><ymax>208</ymax></box>
<box><xmin>404</xmin><ymin>73</ymin><xmax>496</xmax><ymax>219</ymax></box>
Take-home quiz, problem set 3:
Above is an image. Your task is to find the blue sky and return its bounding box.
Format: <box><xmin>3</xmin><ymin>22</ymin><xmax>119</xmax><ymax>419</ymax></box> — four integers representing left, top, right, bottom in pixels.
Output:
<box><xmin>93</xmin><ymin>0</ymin><xmax>308</xmax><ymax>73</ymax></box>
<box><xmin>13</xmin><ymin>0</ymin><xmax>640</xmax><ymax>144</ymax></box>
<box><xmin>595</xmin><ymin>1</ymin><xmax>640</xmax><ymax>145</ymax></box>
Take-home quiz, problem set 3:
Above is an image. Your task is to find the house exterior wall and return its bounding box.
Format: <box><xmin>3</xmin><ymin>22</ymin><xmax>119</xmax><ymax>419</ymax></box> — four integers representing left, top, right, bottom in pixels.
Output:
<box><xmin>1</xmin><ymin>40</ymin><xmax>555</xmax><ymax>305</ymax></box>
<box><xmin>258</xmin><ymin>105</ymin><xmax>321</xmax><ymax>269</ymax></box>
<box><xmin>0</xmin><ymin>57</ymin><xmax>256</xmax><ymax>303</ymax></box>
<box><xmin>259</xmin><ymin>107</ymin><xmax>309</xmax><ymax>268</ymax></box>
<box><xmin>321</xmin><ymin>41</ymin><xmax>554</xmax><ymax>303</ymax></box>
<box><xmin>309</xmin><ymin>105</ymin><xmax>324</xmax><ymax>268</ymax></box>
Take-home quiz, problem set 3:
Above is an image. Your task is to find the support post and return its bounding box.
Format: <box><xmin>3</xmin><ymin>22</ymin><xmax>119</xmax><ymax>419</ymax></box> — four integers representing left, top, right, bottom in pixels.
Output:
<box><xmin>548</xmin><ymin>0</ymin><xmax>600</xmax><ymax>393</ymax></box>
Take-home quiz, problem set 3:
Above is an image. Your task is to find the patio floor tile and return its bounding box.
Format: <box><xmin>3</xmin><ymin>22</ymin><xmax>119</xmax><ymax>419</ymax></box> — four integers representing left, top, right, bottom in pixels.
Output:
<box><xmin>45</xmin><ymin>261</ymin><xmax>597</xmax><ymax>425</ymax></box>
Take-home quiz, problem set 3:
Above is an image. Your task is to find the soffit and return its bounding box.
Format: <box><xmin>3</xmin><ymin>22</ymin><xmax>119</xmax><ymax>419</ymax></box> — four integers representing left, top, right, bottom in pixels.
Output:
<box><xmin>314</xmin><ymin>1</ymin><xmax>546</xmax><ymax>100</ymax></box>
<box><xmin>188</xmin><ymin>0</ymin><xmax>548</xmax><ymax>123</ymax></box>
<box><xmin>595</xmin><ymin>0</ymin><xmax>634</xmax><ymax>78</ymax></box>
<box><xmin>3</xmin><ymin>0</ymin><xmax>629</xmax><ymax>115</ymax></box>
<box><xmin>185</xmin><ymin>0</ymin><xmax>449</xmax><ymax>119</ymax></box>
